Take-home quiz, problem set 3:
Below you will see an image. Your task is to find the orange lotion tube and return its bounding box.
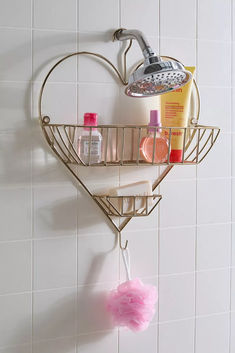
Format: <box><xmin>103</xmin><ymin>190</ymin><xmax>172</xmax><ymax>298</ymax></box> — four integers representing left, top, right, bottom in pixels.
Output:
<box><xmin>160</xmin><ymin>66</ymin><xmax>195</xmax><ymax>162</ymax></box>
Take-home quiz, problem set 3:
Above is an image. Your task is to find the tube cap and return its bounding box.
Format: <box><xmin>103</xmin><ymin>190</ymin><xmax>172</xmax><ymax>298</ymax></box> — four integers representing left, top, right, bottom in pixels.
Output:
<box><xmin>84</xmin><ymin>113</ymin><xmax>98</xmax><ymax>126</ymax></box>
<box><xmin>170</xmin><ymin>150</ymin><xmax>183</xmax><ymax>163</ymax></box>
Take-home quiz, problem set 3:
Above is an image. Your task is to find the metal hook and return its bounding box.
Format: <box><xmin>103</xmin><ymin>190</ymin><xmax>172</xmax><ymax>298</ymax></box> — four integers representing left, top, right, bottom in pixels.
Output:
<box><xmin>118</xmin><ymin>232</ymin><xmax>128</xmax><ymax>250</ymax></box>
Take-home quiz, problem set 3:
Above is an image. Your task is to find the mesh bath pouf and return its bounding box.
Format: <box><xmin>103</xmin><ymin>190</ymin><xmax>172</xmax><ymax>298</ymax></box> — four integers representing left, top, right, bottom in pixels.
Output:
<box><xmin>106</xmin><ymin>246</ymin><xmax>158</xmax><ymax>332</ymax></box>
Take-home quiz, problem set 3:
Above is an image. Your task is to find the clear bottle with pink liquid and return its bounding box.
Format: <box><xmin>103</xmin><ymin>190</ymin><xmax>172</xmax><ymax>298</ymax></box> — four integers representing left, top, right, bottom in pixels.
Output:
<box><xmin>139</xmin><ymin>110</ymin><xmax>169</xmax><ymax>163</ymax></box>
<box><xmin>78</xmin><ymin>113</ymin><xmax>102</xmax><ymax>165</ymax></box>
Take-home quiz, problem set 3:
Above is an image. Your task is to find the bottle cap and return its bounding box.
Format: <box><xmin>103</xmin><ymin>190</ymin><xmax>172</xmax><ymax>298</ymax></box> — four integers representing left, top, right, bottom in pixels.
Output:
<box><xmin>84</xmin><ymin>112</ymin><xmax>98</xmax><ymax>126</ymax></box>
<box><xmin>148</xmin><ymin>110</ymin><xmax>161</xmax><ymax>132</ymax></box>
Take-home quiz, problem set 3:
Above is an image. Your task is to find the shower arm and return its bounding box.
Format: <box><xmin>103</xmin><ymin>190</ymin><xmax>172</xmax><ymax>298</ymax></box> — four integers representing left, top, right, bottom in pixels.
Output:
<box><xmin>113</xmin><ymin>28</ymin><xmax>159</xmax><ymax>60</ymax></box>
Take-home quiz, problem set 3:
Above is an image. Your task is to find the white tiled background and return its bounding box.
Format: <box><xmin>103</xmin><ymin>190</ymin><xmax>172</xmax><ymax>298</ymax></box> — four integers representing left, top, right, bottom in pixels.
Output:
<box><xmin>0</xmin><ymin>0</ymin><xmax>234</xmax><ymax>352</ymax></box>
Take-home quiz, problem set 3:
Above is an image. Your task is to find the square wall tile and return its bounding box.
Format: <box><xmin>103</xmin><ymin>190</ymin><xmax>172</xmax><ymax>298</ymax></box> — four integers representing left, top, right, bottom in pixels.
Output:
<box><xmin>78</xmin><ymin>83</ymin><xmax>120</xmax><ymax>124</ymax></box>
<box><xmin>120</xmin><ymin>229</ymin><xmax>158</xmax><ymax>281</ymax></box>
<box><xmin>159</xmin><ymin>226</ymin><xmax>196</xmax><ymax>275</ymax></box>
<box><xmin>78</xmin><ymin>234</ymin><xmax>118</xmax><ymax>285</ymax></box>
<box><xmin>33</xmin><ymin>185</ymin><xmax>77</xmax><ymax>238</ymax></box>
<box><xmin>122</xmin><ymin>203</ymin><xmax>159</xmax><ymax>233</ymax></box>
<box><xmin>33</xmin><ymin>336</ymin><xmax>76</xmax><ymax>353</ymax></box>
<box><xmin>78</xmin><ymin>33</ymin><xmax>120</xmax><ymax>84</ymax></box>
<box><xmin>231</xmin><ymin>268</ymin><xmax>235</xmax><ymax>311</ymax></box>
<box><xmin>78</xmin><ymin>0</ymin><xmax>118</xmax><ymax>32</ymax></box>
<box><xmin>77</xmin><ymin>282</ymin><xmax>114</xmax><ymax>334</ymax></box>
<box><xmin>34</xmin><ymin>0</ymin><xmax>76</xmax><ymax>31</ymax></box>
<box><xmin>198</xmin><ymin>0</ymin><xmax>231</xmax><ymax>41</ymax></box>
<box><xmin>32</xmin><ymin>137</ymin><xmax>72</xmax><ymax>185</ymax></box>
<box><xmin>160</xmin><ymin>0</ymin><xmax>196</xmax><ymax>39</ymax></box>
<box><xmin>195</xmin><ymin>314</ymin><xmax>229</xmax><ymax>353</ymax></box>
<box><xmin>77</xmin><ymin>192</ymin><xmax>114</xmax><ymax>236</ymax></box>
<box><xmin>0</xmin><ymin>82</ymin><xmax>31</xmax><ymax>131</ymax></box>
<box><xmin>233</xmin><ymin>137</ymin><xmax>235</xmax><ymax>176</ymax></box>
<box><xmin>232</xmin><ymin>223</ymin><xmax>235</xmax><ymax>267</ymax></box>
<box><xmin>119</xmin><ymin>166</ymin><xmax>158</xmax><ymax>184</ymax></box>
<box><xmin>34</xmin><ymin>236</ymin><xmax>77</xmax><ymax>290</ymax></box>
<box><xmin>231</xmin><ymin>312</ymin><xmax>235</xmax><ymax>353</ymax></box>
<box><xmin>197</xmin><ymin>179</ymin><xmax>231</xmax><ymax>225</ymax></box>
<box><xmin>0</xmin><ymin>293</ymin><xmax>32</xmax><ymax>347</ymax></box>
<box><xmin>0</xmin><ymin>0</ymin><xmax>31</xmax><ymax>27</ymax></box>
<box><xmin>33</xmin><ymin>30</ymin><xmax>77</xmax><ymax>82</ymax></box>
<box><xmin>197</xmin><ymin>223</ymin><xmax>231</xmax><ymax>271</ymax></box>
<box><xmin>0</xmin><ymin>241</ymin><xmax>31</xmax><ymax>295</ymax></box>
<box><xmin>77</xmin><ymin>166</ymin><xmax>119</xmax><ymax>186</ymax></box>
<box><xmin>198</xmin><ymin>40</ymin><xmax>231</xmax><ymax>87</ymax></box>
<box><xmin>158</xmin><ymin>318</ymin><xmax>194</xmax><ymax>353</ymax></box>
<box><xmin>196</xmin><ymin>269</ymin><xmax>230</xmax><ymax>316</ymax></box>
<box><xmin>33</xmin><ymin>82</ymin><xmax>77</xmax><ymax>124</ymax></box>
<box><xmin>0</xmin><ymin>133</ymin><xmax>31</xmax><ymax>185</ymax></box>
<box><xmin>198</xmin><ymin>86</ymin><xmax>231</xmax><ymax>133</ymax></box>
<box><xmin>160</xmin><ymin>165</ymin><xmax>196</xmax><ymax>181</ymax></box>
<box><xmin>159</xmin><ymin>273</ymin><xmax>195</xmax><ymax>322</ymax></box>
<box><xmin>78</xmin><ymin>330</ymin><xmax>118</xmax><ymax>353</ymax></box>
<box><xmin>0</xmin><ymin>344</ymin><xmax>32</xmax><ymax>353</ymax></box>
<box><xmin>233</xmin><ymin>179</ymin><xmax>235</xmax><ymax>222</ymax></box>
<box><xmin>0</xmin><ymin>187</ymin><xmax>31</xmax><ymax>241</ymax></box>
<box><xmin>160</xmin><ymin>180</ymin><xmax>196</xmax><ymax>228</ymax></box>
<box><xmin>121</xmin><ymin>0</ymin><xmax>159</xmax><ymax>36</ymax></box>
<box><xmin>160</xmin><ymin>37</ymin><xmax>196</xmax><ymax>65</ymax></box>
<box><xmin>0</xmin><ymin>29</ymin><xmax>31</xmax><ymax>81</ymax></box>
<box><xmin>119</xmin><ymin>324</ymin><xmax>157</xmax><ymax>353</ymax></box>
<box><xmin>197</xmin><ymin>133</ymin><xmax>231</xmax><ymax>179</ymax></box>
<box><xmin>33</xmin><ymin>288</ymin><xmax>76</xmax><ymax>340</ymax></box>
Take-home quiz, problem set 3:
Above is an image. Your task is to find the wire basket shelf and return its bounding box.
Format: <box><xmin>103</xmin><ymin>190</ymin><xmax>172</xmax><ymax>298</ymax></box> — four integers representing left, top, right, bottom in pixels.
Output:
<box><xmin>41</xmin><ymin>117</ymin><xmax>220</xmax><ymax>167</ymax></box>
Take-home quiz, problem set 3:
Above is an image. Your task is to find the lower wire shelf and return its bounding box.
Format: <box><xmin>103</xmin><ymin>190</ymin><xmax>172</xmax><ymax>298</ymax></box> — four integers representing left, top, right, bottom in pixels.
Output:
<box><xmin>93</xmin><ymin>194</ymin><xmax>162</xmax><ymax>217</ymax></box>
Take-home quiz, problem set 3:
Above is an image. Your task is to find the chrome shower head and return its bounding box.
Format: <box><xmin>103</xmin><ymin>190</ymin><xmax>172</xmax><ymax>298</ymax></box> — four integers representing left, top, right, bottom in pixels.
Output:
<box><xmin>114</xmin><ymin>29</ymin><xmax>192</xmax><ymax>97</ymax></box>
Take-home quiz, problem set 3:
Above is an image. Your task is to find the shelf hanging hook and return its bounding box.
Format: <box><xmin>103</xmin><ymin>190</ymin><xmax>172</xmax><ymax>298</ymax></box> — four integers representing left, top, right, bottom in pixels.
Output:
<box><xmin>118</xmin><ymin>232</ymin><xmax>128</xmax><ymax>250</ymax></box>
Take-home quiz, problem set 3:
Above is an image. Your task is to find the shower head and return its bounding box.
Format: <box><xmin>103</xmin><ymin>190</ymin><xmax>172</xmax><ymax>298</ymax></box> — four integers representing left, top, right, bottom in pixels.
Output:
<box><xmin>114</xmin><ymin>29</ymin><xmax>192</xmax><ymax>97</ymax></box>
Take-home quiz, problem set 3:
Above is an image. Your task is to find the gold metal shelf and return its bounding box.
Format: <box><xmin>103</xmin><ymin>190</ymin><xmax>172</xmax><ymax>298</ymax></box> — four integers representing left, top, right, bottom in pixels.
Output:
<box><xmin>41</xmin><ymin>117</ymin><xmax>220</xmax><ymax>167</ymax></box>
<box><xmin>93</xmin><ymin>194</ymin><xmax>162</xmax><ymax>217</ymax></box>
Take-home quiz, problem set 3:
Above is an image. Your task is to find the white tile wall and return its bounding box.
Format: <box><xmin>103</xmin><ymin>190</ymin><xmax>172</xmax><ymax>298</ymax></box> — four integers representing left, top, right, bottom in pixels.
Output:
<box><xmin>0</xmin><ymin>0</ymin><xmax>233</xmax><ymax>352</ymax></box>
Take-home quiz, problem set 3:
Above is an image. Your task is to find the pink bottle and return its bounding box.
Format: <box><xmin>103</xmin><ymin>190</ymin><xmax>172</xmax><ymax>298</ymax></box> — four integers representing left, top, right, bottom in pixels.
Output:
<box><xmin>139</xmin><ymin>110</ymin><xmax>169</xmax><ymax>163</ymax></box>
<box><xmin>78</xmin><ymin>113</ymin><xmax>102</xmax><ymax>164</ymax></box>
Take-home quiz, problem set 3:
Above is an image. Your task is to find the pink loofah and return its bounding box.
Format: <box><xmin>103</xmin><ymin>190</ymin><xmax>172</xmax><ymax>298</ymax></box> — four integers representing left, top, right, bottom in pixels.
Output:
<box><xmin>107</xmin><ymin>278</ymin><xmax>158</xmax><ymax>332</ymax></box>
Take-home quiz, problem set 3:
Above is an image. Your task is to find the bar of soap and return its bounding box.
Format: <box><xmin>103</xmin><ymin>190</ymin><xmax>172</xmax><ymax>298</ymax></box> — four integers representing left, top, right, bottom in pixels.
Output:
<box><xmin>109</xmin><ymin>181</ymin><xmax>153</xmax><ymax>214</ymax></box>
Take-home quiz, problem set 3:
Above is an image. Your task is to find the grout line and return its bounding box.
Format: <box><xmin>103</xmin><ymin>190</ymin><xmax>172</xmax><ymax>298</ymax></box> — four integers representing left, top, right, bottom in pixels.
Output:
<box><xmin>0</xmin><ymin>264</ymin><xmax>233</xmax><ymax>297</ymax></box>
<box><xmin>75</xmin><ymin>3</ymin><xmax>79</xmax><ymax>353</ymax></box>
<box><xmin>229</xmin><ymin>1</ymin><xmax>233</xmax><ymax>352</ymax></box>
<box><xmin>157</xmin><ymin>2</ymin><xmax>161</xmax><ymax>353</ymax></box>
<box><xmin>117</xmin><ymin>2</ymin><xmax>121</xmax><ymax>353</ymax></box>
<box><xmin>194</xmin><ymin>0</ymin><xmax>199</xmax><ymax>352</ymax></box>
<box><xmin>31</xmin><ymin>0</ymin><xmax>34</xmax><ymax>351</ymax></box>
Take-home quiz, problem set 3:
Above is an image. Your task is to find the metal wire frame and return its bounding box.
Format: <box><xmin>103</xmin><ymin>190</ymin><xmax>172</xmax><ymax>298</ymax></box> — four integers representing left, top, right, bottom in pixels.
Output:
<box><xmin>38</xmin><ymin>33</ymin><xmax>220</xmax><ymax>235</ymax></box>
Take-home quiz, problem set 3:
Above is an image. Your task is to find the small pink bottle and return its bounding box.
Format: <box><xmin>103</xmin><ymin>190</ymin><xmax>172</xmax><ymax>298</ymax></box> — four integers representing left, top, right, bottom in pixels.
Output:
<box><xmin>139</xmin><ymin>110</ymin><xmax>169</xmax><ymax>163</ymax></box>
<box><xmin>78</xmin><ymin>113</ymin><xmax>102</xmax><ymax>164</ymax></box>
